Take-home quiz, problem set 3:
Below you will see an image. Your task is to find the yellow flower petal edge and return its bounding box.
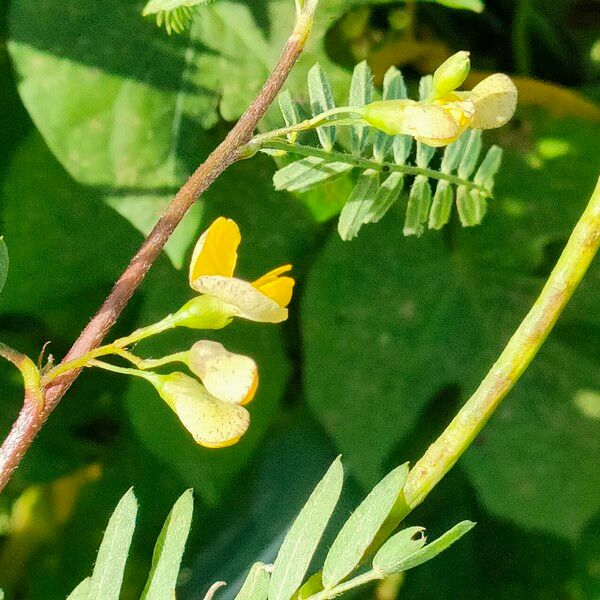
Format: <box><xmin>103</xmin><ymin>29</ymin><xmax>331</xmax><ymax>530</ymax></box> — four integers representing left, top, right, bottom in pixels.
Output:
<box><xmin>468</xmin><ymin>73</ymin><xmax>518</xmax><ymax>130</ymax></box>
<box><xmin>189</xmin><ymin>217</ymin><xmax>241</xmax><ymax>284</ymax></box>
<box><xmin>153</xmin><ymin>372</ymin><xmax>250</xmax><ymax>448</ymax></box>
<box><xmin>191</xmin><ymin>275</ymin><xmax>289</xmax><ymax>323</ymax></box>
<box><xmin>189</xmin><ymin>340</ymin><xmax>259</xmax><ymax>405</ymax></box>
<box><xmin>252</xmin><ymin>264</ymin><xmax>295</xmax><ymax>308</ymax></box>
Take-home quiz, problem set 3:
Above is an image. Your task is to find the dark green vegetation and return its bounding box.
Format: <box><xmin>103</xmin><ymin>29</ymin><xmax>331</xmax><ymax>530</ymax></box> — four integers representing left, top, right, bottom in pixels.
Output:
<box><xmin>1</xmin><ymin>0</ymin><xmax>599</xmax><ymax>598</ymax></box>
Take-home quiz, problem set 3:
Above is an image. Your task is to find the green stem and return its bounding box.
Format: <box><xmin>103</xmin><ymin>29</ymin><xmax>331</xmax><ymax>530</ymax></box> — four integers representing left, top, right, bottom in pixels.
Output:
<box><xmin>251</xmin><ymin>107</ymin><xmax>365</xmax><ymax>145</ymax></box>
<box><xmin>307</xmin><ymin>571</ymin><xmax>382</xmax><ymax>600</ymax></box>
<box><xmin>513</xmin><ymin>0</ymin><xmax>532</xmax><ymax>76</ymax></box>
<box><xmin>256</xmin><ymin>140</ymin><xmax>490</xmax><ymax>194</ymax></box>
<box><xmin>0</xmin><ymin>342</ymin><xmax>43</xmax><ymax>408</ymax></box>
<box><xmin>404</xmin><ymin>176</ymin><xmax>600</xmax><ymax>507</ymax></box>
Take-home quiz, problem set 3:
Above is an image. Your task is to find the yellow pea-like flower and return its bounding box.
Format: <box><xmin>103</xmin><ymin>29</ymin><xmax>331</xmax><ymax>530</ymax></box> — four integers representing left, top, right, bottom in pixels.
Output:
<box><xmin>148</xmin><ymin>371</ymin><xmax>250</xmax><ymax>448</ymax></box>
<box><xmin>188</xmin><ymin>340</ymin><xmax>259</xmax><ymax>406</ymax></box>
<box><xmin>188</xmin><ymin>217</ymin><xmax>295</xmax><ymax>323</ymax></box>
<box><xmin>361</xmin><ymin>52</ymin><xmax>517</xmax><ymax>147</ymax></box>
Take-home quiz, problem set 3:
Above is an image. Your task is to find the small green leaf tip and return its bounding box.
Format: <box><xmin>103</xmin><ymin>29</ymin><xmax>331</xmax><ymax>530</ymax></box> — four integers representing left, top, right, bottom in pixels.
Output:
<box><xmin>431</xmin><ymin>51</ymin><xmax>471</xmax><ymax>100</ymax></box>
<box><xmin>142</xmin><ymin>0</ymin><xmax>214</xmax><ymax>34</ymax></box>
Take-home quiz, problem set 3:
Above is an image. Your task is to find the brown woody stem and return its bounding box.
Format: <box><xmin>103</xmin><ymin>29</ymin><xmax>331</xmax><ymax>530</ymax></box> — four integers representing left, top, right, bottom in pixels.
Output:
<box><xmin>0</xmin><ymin>8</ymin><xmax>318</xmax><ymax>493</ymax></box>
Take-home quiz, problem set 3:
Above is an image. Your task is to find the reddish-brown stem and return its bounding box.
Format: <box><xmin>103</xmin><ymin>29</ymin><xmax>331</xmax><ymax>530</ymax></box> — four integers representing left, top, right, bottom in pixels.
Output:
<box><xmin>0</xmin><ymin>16</ymin><xmax>315</xmax><ymax>493</ymax></box>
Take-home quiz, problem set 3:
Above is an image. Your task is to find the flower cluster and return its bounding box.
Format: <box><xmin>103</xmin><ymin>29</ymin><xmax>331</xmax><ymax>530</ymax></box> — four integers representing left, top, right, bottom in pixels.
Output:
<box><xmin>136</xmin><ymin>217</ymin><xmax>294</xmax><ymax>448</ymax></box>
<box><xmin>362</xmin><ymin>51</ymin><xmax>518</xmax><ymax>147</ymax></box>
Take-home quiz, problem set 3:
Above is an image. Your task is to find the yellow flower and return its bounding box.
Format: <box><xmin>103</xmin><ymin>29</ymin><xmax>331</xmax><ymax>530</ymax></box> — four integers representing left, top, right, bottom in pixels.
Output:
<box><xmin>362</xmin><ymin>61</ymin><xmax>517</xmax><ymax>147</ymax></box>
<box><xmin>188</xmin><ymin>340</ymin><xmax>259</xmax><ymax>406</ymax></box>
<box><xmin>188</xmin><ymin>217</ymin><xmax>295</xmax><ymax>323</ymax></box>
<box><xmin>148</xmin><ymin>371</ymin><xmax>250</xmax><ymax>448</ymax></box>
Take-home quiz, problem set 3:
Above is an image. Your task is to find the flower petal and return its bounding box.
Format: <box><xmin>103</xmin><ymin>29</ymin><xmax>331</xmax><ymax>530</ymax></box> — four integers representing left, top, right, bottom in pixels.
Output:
<box><xmin>158</xmin><ymin>372</ymin><xmax>250</xmax><ymax>448</ymax></box>
<box><xmin>189</xmin><ymin>340</ymin><xmax>259</xmax><ymax>405</ymax></box>
<box><xmin>189</xmin><ymin>217</ymin><xmax>241</xmax><ymax>284</ymax></box>
<box><xmin>191</xmin><ymin>275</ymin><xmax>288</xmax><ymax>323</ymax></box>
<box><xmin>252</xmin><ymin>264</ymin><xmax>295</xmax><ymax>308</ymax></box>
<box><xmin>469</xmin><ymin>73</ymin><xmax>517</xmax><ymax>130</ymax></box>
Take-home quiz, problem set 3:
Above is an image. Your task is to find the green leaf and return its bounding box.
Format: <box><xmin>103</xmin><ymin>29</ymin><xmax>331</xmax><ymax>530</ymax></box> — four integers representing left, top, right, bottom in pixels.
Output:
<box><xmin>374</xmin><ymin>521</ymin><xmax>475</xmax><ymax>575</ymax></box>
<box><xmin>273</xmin><ymin>157</ymin><xmax>352</xmax><ymax>193</ymax></box>
<box><xmin>66</xmin><ymin>578</ymin><xmax>91</xmax><ymax>600</ymax></box>
<box><xmin>474</xmin><ymin>145</ymin><xmax>503</xmax><ymax>192</ymax></box>
<box><xmin>302</xmin><ymin>112</ymin><xmax>600</xmax><ymax>537</ymax></box>
<box><xmin>440</xmin><ymin>132</ymin><xmax>470</xmax><ymax>174</ymax></box>
<box><xmin>308</xmin><ymin>63</ymin><xmax>337</xmax><ymax>152</ymax></box>
<box><xmin>278</xmin><ymin>90</ymin><xmax>302</xmax><ymax>142</ymax></box>
<box><xmin>372</xmin><ymin>526</ymin><xmax>426</xmax><ymax>574</ymax></box>
<box><xmin>456</xmin><ymin>186</ymin><xmax>487</xmax><ymax>226</ymax></box>
<box><xmin>0</xmin><ymin>239</ymin><xmax>8</xmax><ymax>296</ymax></box>
<box><xmin>234</xmin><ymin>563</ymin><xmax>270</xmax><ymax>600</ymax></box>
<box><xmin>337</xmin><ymin>170</ymin><xmax>380</xmax><ymax>240</ymax></box>
<box><xmin>89</xmin><ymin>488</ymin><xmax>138</xmax><ymax>600</ymax></box>
<box><xmin>428</xmin><ymin>180</ymin><xmax>454</xmax><ymax>230</ymax></box>
<box><xmin>403</xmin><ymin>175</ymin><xmax>432</xmax><ymax>236</ymax></box>
<box><xmin>269</xmin><ymin>457</ymin><xmax>344</xmax><ymax>600</ymax></box>
<box><xmin>457</xmin><ymin>130</ymin><xmax>483</xmax><ymax>179</ymax></box>
<box><xmin>349</xmin><ymin>61</ymin><xmax>373</xmax><ymax>156</ymax></box>
<box><xmin>141</xmin><ymin>489</ymin><xmax>194</xmax><ymax>599</ymax></box>
<box><xmin>322</xmin><ymin>463</ymin><xmax>409</xmax><ymax>588</ymax></box>
<box><xmin>373</xmin><ymin>67</ymin><xmax>407</xmax><ymax>163</ymax></box>
<box><xmin>368</xmin><ymin>172</ymin><xmax>405</xmax><ymax>224</ymax></box>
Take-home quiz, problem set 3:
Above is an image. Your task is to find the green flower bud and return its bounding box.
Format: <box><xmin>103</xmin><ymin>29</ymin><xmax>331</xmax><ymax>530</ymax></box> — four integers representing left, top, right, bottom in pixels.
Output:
<box><xmin>431</xmin><ymin>51</ymin><xmax>470</xmax><ymax>100</ymax></box>
<box><xmin>361</xmin><ymin>99</ymin><xmax>416</xmax><ymax>136</ymax></box>
<box><xmin>170</xmin><ymin>294</ymin><xmax>234</xmax><ymax>330</ymax></box>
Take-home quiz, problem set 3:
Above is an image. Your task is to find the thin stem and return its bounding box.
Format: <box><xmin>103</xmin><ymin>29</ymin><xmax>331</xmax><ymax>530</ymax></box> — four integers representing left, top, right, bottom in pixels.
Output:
<box><xmin>251</xmin><ymin>107</ymin><xmax>364</xmax><ymax>145</ymax></box>
<box><xmin>254</xmin><ymin>140</ymin><xmax>490</xmax><ymax>194</ymax></box>
<box><xmin>307</xmin><ymin>571</ymin><xmax>382</xmax><ymax>600</ymax></box>
<box><xmin>404</xmin><ymin>175</ymin><xmax>600</xmax><ymax>507</ymax></box>
<box><xmin>114</xmin><ymin>349</ymin><xmax>190</xmax><ymax>370</ymax></box>
<box><xmin>88</xmin><ymin>359</ymin><xmax>151</xmax><ymax>379</ymax></box>
<box><xmin>0</xmin><ymin>3</ymin><xmax>320</xmax><ymax>492</ymax></box>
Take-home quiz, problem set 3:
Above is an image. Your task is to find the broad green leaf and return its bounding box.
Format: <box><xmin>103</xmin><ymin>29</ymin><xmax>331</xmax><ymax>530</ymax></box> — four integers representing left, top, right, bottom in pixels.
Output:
<box><xmin>322</xmin><ymin>463</ymin><xmax>409</xmax><ymax>588</ymax></box>
<box><xmin>374</xmin><ymin>521</ymin><xmax>475</xmax><ymax>575</ymax></box>
<box><xmin>89</xmin><ymin>488</ymin><xmax>138</xmax><ymax>600</ymax></box>
<box><xmin>141</xmin><ymin>489</ymin><xmax>194</xmax><ymax>599</ymax></box>
<box><xmin>368</xmin><ymin>172</ymin><xmax>405</xmax><ymax>224</ymax></box>
<box><xmin>273</xmin><ymin>157</ymin><xmax>352</xmax><ymax>193</ymax></box>
<box><xmin>66</xmin><ymin>578</ymin><xmax>91</xmax><ymax>600</ymax></box>
<box><xmin>403</xmin><ymin>175</ymin><xmax>432</xmax><ymax>236</ymax></box>
<box><xmin>234</xmin><ymin>563</ymin><xmax>270</xmax><ymax>600</ymax></box>
<box><xmin>0</xmin><ymin>239</ymin><xmax>7</xmax><ymax>296</ymax></box>
<box><xmin>302</xmin><ymin>112</ymin><xmax>600</xmax><ymax>537</ymax></box>
<box><xmin>337</xmin><ymin>169</ymin><xmax>380</xmax><ymax>240</ymax></box>
<box><xmin>269</xmin><ymin>457</ymin><xmax>344</xmax><ymax>600</ymax></box>
<box><xmin>308</xmin><ymin>63</ymin><xmax>337</xmax><ymax>152</ymax></box>
<box><xmin>428</xmin><ymin>180</ymin><xmax>454</xmax><ymax>229</ymax></box>
<box><xmin>349</xmin><ymin>61</ymin><xmax>373</xmax><ymax>155</ymax></box>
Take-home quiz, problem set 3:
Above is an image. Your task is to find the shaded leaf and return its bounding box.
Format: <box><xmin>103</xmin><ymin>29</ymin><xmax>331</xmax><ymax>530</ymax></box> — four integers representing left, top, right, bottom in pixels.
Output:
<box><xmin>0</xmin><ymin>239</ymin><xmax>7</xmax><ymax>296</ymax></box>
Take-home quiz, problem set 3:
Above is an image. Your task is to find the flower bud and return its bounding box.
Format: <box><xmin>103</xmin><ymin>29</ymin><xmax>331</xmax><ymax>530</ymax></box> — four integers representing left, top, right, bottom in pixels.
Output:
<box><xmin>362</xmin><ymin>99</ymin><xmax>416</xmax><ymax>136</ymax></box>
<box><xmin>431</xmin><ymin>51</ymin><xmax>470</xmax><ymax>100</ymax></box>
<box><xmin>170</xmin><ymin>294</ymin><xmax>234</xmax><ymax>330</ymax></box>
<box><xmin>188</xmin><ymin>340</ymin><xmax>259</xmax><ymax>405</ymax></box>
<box><xmin>146</xmin><ymin>371</ymin><xmax>250</xmax><ymax>448</ymax></box>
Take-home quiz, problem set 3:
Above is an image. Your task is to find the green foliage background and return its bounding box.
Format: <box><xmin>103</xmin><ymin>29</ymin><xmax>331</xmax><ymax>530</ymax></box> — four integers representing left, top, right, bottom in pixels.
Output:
<box><xmin>1</xmin><ymin>0</ymin><xmax>599</xmax><ymax>598</ymax></box>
